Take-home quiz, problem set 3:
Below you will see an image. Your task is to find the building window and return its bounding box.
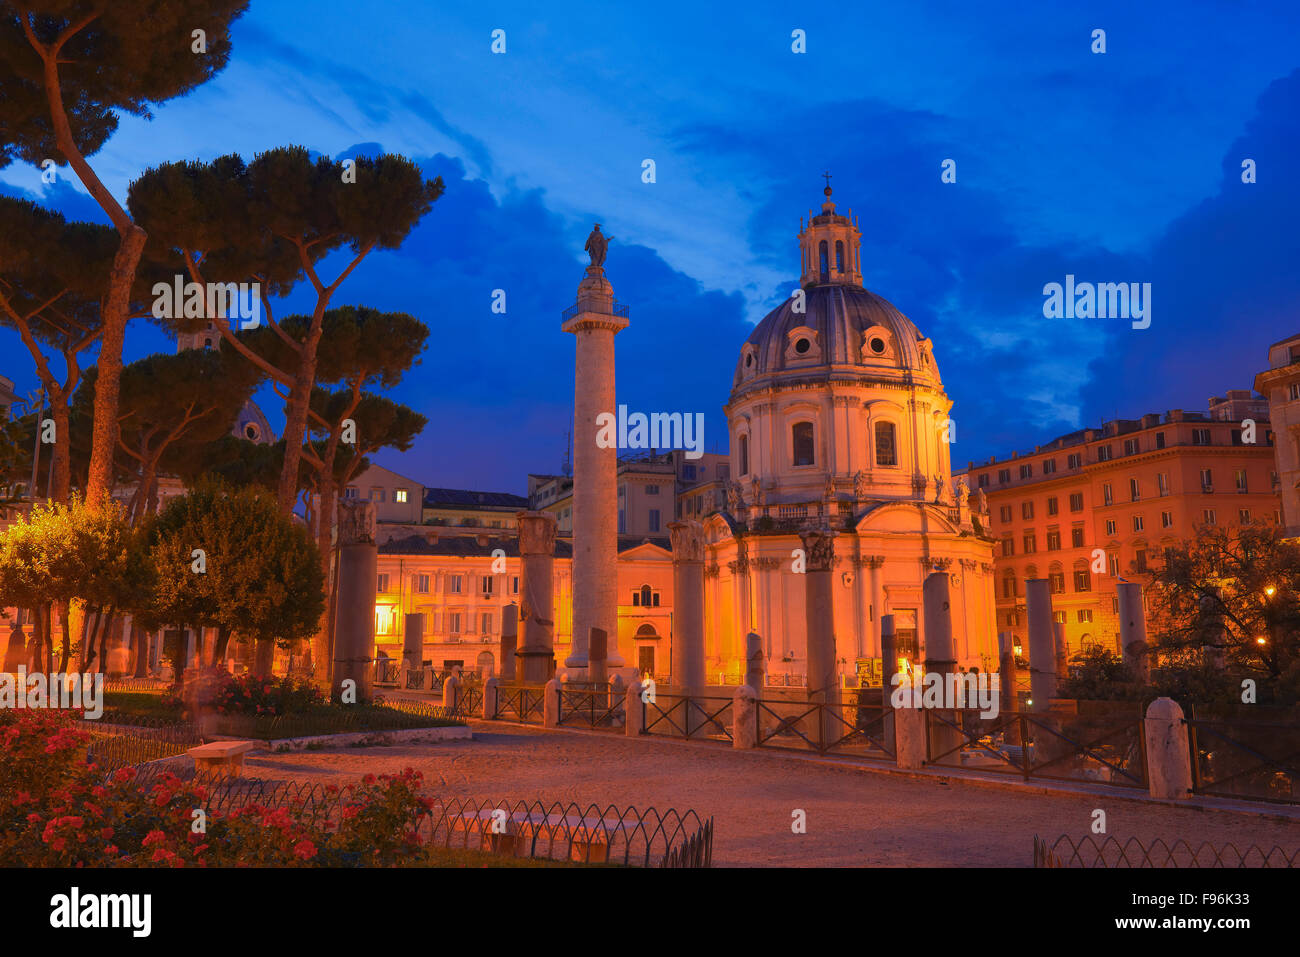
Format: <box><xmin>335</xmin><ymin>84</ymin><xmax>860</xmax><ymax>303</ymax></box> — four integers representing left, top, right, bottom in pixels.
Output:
<box><xmin>394</xmin><ymin>489</ymin><xmax>408</xmax><ymax>503</ymax></box>
<box><xmin>413</xmin><ymin>574</ymin><xmax>429</xmax><ymax>594</ymax></box>
<box><xmin>1155</xmin><ymin>431</ymin><xmax>1166</xmax><ymax>449</ymax></box>
<box><xmin>1046</xmin><ymin>529</ymin><xmax>1061</xmax><ymax>551</ymax></box>
<box><xmin>649</xmin><ymin>509</ymin><xmax>661</xmax><ymax>532</ymax></box>
<box><xmin>1002</xmin><ymin>573</ymin><xmax>1017</xmax><ymax>599</ymax></box>
<box><xmin>1001</xmin><ymin>537</ymin><xmax>1015</xmax><ymax>557</ymax></box>
<box><xmin>1077</xmin><ymin>609</ymin><xmax>1094</xmax><ymax>623</ymax></box>
<box><xmin>370</xmin><ymin>487</ymin><xmax>385</xmax><ymax>503</ymax></box>
<box><xmin>998</xmin><ymin>469</ymin><xmax>1011</xmax><ymax>484</ymax></box>
<box><xmin>1157</xmin><ymin>472</ymin><xmax>1169</xmax><ymax>496</ymax></box>
<box><xmin>1021</xmin><ymin>502</ymin><xmax>1034</xmax><ymax>520</ymax></box>
<box><xmin>1129</xmin><ymin>478</ymin><xmax>1140</xmax><ymax>501</ymax></box>
<box><xmin>835</xmin><ymin>239</ymin><xmax>845</xmax><ymax>273</ymax></box>
<box><xmin>1049</xmin><ymin>571</ymin><xmax>1065</xmax><ymax>594</ymax></box>
<box><xmin>793</xmin><ymin>421</ymin><xmax>816</xmax><ymax>467</ymax></box>
<box><xmin>1123</xmin><ymin>438</ymin><xmax>1139</xmax><ymax>456</ymax></box>
<box><xmin>448</xmin><ymin>575</ymin><xmax>463</xmax><ymax>595</ymax></box>
<box><xmin>1234</xmin><ymin>469</ymin><xmax>1248</xmax><ymax>493</ymax></box>
<box><xmin>1238</xmin><ymin>508</ymin><xmax>1251</xmax><ymax>524</ymax></box>
<box><xmin>482</xmin><ymin>576</ymin><xmax>494</xmax><ymax>596</ymax></box>
<box><xmin>1047</xmin><ymin>497</ymin><xmax>1059</xmax><ymax>516</ymax></box>
<box><xmin>1023</xmin><ymin>532</ymin><xmax>1036</xmax><ymax>554</ymax></box>
<box><xmin>377</xmin><ymin>574</ymin><xmax>390</xmax><ymax>593</ymax></box>
<box><xmin>1161</xmin><ymin>510</ymin><xmax>1173</xmax><ymax>528</ymax></box>
<box><xmin>344</xmin><ymin>486</ymin><xmax>359</xmax><ymax>499</ymax></box>
<box><xmin>1192</xmin><ymin>428</ymin><xmax>1211</xmax><ymax>446</ymax></box>
<box><xmin>482</xmin><ymin>612</ymin><xmax>493</xmax><ymax>636</ymax></box>
<box><xmin>1097</xmin><ymin>445</ymin><xmax>1112</xmax><ymax>462</ymax></box>
<box><xmin>1053</xmin><ymin>611</ymin><xmax>1067</xmax><ymax>624</ymax></box>
<box><xmin>618</xmin><ymin>510</ymin><xmax>626</xmax><ymax>533</ymax></box>
<box><xmin>683</xmin><ymin>465</ymin><xmax>696</xmax><ymax>481</ymax></box>
<box><xmin>1105</xmin><ymin>519</ymin><xmax>1116</xmax><ymax>536</ymax></box>
<box><xmin>978</xmin><ymin>474</ymin><xmax>989</xmax><ymax>488</ymax></box>
<box><xmin>873</xmin><ymin>422</ymin><xmax>896</xmax><ymax>467</ymax></box>
<box><xmin>449</xmin><ymin>613</ymin><xmax>461</xmax><ymax>635</ymax></box>
<box><xmin>1071</xmin><ymin>526</ymin><xmax>1085</xmax><ymax>548</ymax></box>
<box><xmin>1069</xmin><ymin>492</ymin><xmax>1084</xmax><ymax>512</ymax></box>
<box><xmin>1135</xmin><ymin>549</ymin><xmax>1147</xmax><ymax>572</ymax></box>
<box><xmin>738</xmin><ymin>435</ymin><xmax>749</xmax><ymax>476</ymax></box>
<box><xmin>1020</xmin><ymin>464</ymin><xmax>1032</xmax><ymax>479</ymax></box>
<box><xmin>818</xmin><ymin>240</ymin><xmax>829</xmax><ymax>280</ymax></box>
<box><xmin>1067</xmin><ymin>453</ymin><xmax>1082</xmax><ymax>469</ymax></box>
<box><xmin>1132</xmin><ymin>514</ymin><xmax>1144</xmax><ymax>532</ymax></box>
<box><xmin>1073</xmin><ymin>570</ymin><xmax>1091</xmax><ymax>592</ymax></box>
<box><xmin>1290</xmin><ymin>383</ymin><xmax>1300</xmax><ymax>401</ymax></box>
<box><xmin>1102</xmin><ymin>483</ymin><xmax>1114</xmax><ymax>506</ymax></box>
<box><xmin>1043</xmin><ymin>459</ymin><xmax>1057</xmax><ymax>475</ymax></box>
<box><xmin>512</xmin><ymin>576</ymin><xmax>519</xmax><ymax>594</ymax></box>
<box><xmin>1200</xmin><ymin>469</ymin><xmax>1213</xmax><ymax>492</ymax></box>
<box><xmin>999</xmin><ymin>505</ymin><xmax>1012</xmax><ymax>523</ymax></box>
<box><xmin>1109</xmin><ymin>553</ymin><xmax>1119</xmax><ymax>576</ymax></box>
<box><xmin>646</xmin><ymin>484</ymin><xmax>660</xmax><ymax>495</ymax></box>
<box><xmin>1203</xmin><ymin>509</ymin><xmax>1217</xmax><ymax>525</ymax></box>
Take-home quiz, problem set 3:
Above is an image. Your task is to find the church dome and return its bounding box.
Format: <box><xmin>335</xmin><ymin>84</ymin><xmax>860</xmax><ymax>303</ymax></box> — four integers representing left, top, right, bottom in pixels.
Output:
<box><xmin>732</xmin><ymin>284</ymin><xmax>935</xmax><ymax>392</ymax></box>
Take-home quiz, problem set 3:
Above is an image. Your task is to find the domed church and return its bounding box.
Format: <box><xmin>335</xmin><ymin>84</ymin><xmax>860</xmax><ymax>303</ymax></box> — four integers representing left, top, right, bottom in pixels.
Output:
<box><xmin>699</xmin><ymin>183</ymin><xmax>999</xmax><ymax>682</ymax></box>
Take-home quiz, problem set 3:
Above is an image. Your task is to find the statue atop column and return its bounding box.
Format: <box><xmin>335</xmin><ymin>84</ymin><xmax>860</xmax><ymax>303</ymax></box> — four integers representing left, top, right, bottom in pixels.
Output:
<box><xmin>584</xmin><ymin>224</ymin><xmax>608</xmax><ymax>268</ymax></box>
<box><xmin>853</xmin><ymin>469</ymin><xmax>869</xmax><ymax>501</ymax></box>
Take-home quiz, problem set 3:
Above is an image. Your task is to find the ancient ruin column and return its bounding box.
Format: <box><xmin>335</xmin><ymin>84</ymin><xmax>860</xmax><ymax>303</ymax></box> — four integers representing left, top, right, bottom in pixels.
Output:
<box><xmin>562</xmin><ymin>246</ymin><xmax>628</xmax><ymax>669</ymax></box>
<box><xmin>669</xmin><ymin>520</ymin><xmax>706</xmax><ymax>691</ymax></box>
<box><xmin>516</xmin><ymin>510</ymin><xmax>558</xmax><ymax>684</ymax></box>
<box><xmin>403</xmin><ymin>613</ymin><xmax>425</xmax><ymax>671</ymax></box>
<box><xmin>500</xmin><ymin>601</ymin><xmax>518</xmax><ymax>681</ymax></box>
<box><xmin>880</xmin><ymin>614</ymin><xmax>897</xmax><ymax>746</ymax></box>
<box><xmin>744</xmin><ymin>632</ymin><xmax>765</xmax><ymax>692</ymax></box>
<box><xmin>1118</xmin><ymin>581</ymin><xmax>1151</xmax><ymax>683</ymax></box>
<box><xmin>588</xmin><ymin>628</ymin><xmax>608</xmax><ymax>686</ymax></box>
<box><xmin>1024</xmin><ymin>578</ymin><xmax>1056</xmax><ymax>711</ymax></box>
<box><xmin>923</xmin><ymin>570</ymin><xmax>962</xmax><ymax>757</ymax></box>
<box><xmin>997</xmin><ymin>631</ymin><xmax>1019</xmax><ymax>716</ymax></box>
<box><xmin>801</xmin><ymin>529</ymin><xmax>838</xmax><ymax>746</ymax></box>
<box><xmin>1052</xmin><ymin>621</ymin><xmax>1069</xmax><ymax>680</ymax></box>
<box><xmin>332</xmin><ymin>500</ymin><xmax>378</xmax><ymax>703</ymax></box>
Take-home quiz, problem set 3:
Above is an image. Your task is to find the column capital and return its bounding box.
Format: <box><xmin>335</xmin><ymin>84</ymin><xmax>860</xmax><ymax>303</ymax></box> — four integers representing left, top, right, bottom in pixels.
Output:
<box><xmin>799</xmin><ymin>528</ymin><xmax>838</xmax><ymax>571</ymax></box>
<box><xmin>516</xmin><ymin>510</ymin><xmax>558</xmax><ymax>556</ymax></box>
<box><xmin>668</xmin><ymin>519</ymin><xmax>705</xmax><ymax>563</ymax></box>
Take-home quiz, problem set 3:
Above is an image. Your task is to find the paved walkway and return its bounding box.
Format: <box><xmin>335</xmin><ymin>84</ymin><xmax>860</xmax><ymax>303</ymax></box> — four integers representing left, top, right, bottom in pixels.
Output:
<box><xmin>240</xmin><ymin>722</ymin><xmax>1300</xmax><ymax>866</ymax></box>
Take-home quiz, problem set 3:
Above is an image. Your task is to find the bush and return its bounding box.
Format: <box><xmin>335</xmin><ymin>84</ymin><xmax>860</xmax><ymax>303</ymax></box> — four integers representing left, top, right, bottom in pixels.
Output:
<box><xmin>1057</xmin><ymin>647</ymin><xmax>1138</xmax><ymax>701</ymax></box>
<box><xmin>162</xmin><ymin>668</ymin><xmax>325</xmax><ymax>718</ymax></box>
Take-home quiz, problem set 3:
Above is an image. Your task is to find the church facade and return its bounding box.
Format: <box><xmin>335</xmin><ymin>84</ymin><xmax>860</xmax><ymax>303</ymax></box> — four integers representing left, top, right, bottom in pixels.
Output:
<box><xmin>697</xmin><ymin>185</ymin><xmax>1000</xmax><ymax>683</ymax></box>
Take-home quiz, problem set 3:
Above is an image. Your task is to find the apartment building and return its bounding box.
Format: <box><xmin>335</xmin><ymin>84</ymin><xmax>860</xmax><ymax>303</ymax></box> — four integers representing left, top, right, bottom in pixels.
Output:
<box><xmin>1255</xmin><ymin>333</ymin><xmax>1300</xmax><ymax>536</ymax></box>
<box><xmin>960</xmin><ymin>392</ymin><xmax>1281</xmax><ymax>659</ymax></box>
<box><xmin>340</xmin><ymin>463</ymin><xmax>424</xmax><ymax>525</ymax></box>
<box><xmin>421</xmin><ymin>488</ymin><xmax>529</xmax><ymax>530</ymax></box>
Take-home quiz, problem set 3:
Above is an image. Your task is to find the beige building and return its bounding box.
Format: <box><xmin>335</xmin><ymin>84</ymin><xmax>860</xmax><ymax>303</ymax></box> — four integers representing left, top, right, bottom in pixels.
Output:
<box><xmin>342</xmin><ymin>463</ymin><xmax>423</xmax><ymax>525</ymax></box>
<box><xmin>1255</xmin><ymin>333</ymin><xmax>1300</xmax><ymax>536</ymax></box>
<box><xmin>422</xmin><ymin>488</ymin><xmax>529</xmax><ymax>530</ymax></box>
<box><xmin>699</xmin><ymin>185</ymin><xmax>999</xmax><ymax>683</ymax></box>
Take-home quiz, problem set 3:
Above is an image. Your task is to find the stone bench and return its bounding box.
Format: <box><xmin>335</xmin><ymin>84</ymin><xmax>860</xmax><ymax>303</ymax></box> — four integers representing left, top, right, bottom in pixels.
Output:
<box><xmin>188</xmin><ymin>741</ymin><xmax>256</xmax><ymax>778</ymax></box>
<box><xmin>452</xmin><ymin>809</ymin><xmax>625</xmax><ymax>862</ymax></box>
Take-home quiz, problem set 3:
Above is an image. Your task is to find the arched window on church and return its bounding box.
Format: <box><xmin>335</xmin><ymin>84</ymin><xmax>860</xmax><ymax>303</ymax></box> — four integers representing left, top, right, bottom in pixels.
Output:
<box><xmin>818</xmin><ymin>240</ymin><xmax>829</xmax><ymax>281</ymax></box>
<box><xmin>640</xmin><ymin>584</ymin><xmax>653</xmax><ymax>607</ymax></box>
<box><xmin>874</xmin><ymin>421</ymin><xmax>897</xmax><ymax>467</ymax></box>
<box><xmin>738</xmin><ymin>434</ymin><xmax>749</xmax><ymax>476</ymax></box>
<box><xmin>835</xmin><ymin>240</ymin><xmax>844</xmax><ymax>274</ymax></box>
<box><xmin>792</xmin><ymin>421</ymin><xmax>815</xmax><ymax>467</ymax></box>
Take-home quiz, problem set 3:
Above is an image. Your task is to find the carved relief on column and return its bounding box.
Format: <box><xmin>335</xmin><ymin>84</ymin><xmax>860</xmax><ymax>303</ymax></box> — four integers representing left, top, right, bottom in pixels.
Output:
<box><xmin>799</xmin><ymin>529</ymin><xmax>837</xmax><ymax>572</ymax></box>
<box><xmin>751</xmin><ymin>556</ymin><xmax>780</xmax><ymax>570</ymax></box>
<box><xmin>704</xmin><ymin>563</ymin><xmax>721</xmax><ymax>579</ymax></box>
<box><xmin>518</xmin><ymin>511</ymin><xmax>557</xmax><ymax>555</ymax></box>
<box><xmin>979</xmin><ymin>562</ymin><xmax>995</xmax><ymax>575</ymax></box>
<box><xmin>668</xmin><ymin>520</ymin><xmax>705</xmax><ymax>564</ymax></box>
<box><xmin>337</xmin><ymin>500</ymin><xmax>376</xmax><ymax>545</ymax></box>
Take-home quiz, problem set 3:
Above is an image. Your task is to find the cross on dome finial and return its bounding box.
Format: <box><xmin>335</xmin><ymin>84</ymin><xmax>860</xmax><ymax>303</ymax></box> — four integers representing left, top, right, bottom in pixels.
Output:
<box><xmin>822</xmin><ymin>170</ymin><xmax>832</xmax><ymax>195</ymax></box>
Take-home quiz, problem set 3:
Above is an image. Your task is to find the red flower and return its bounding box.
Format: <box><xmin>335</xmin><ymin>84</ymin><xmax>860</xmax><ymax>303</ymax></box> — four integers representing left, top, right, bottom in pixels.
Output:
<box><xmin>142</xmin><ymin>829</ymin><xmax>166</xmax><ymax>848</ymax></box>
<box><xmin>292</xmin><ymin>840</ymin><xmax>317</xmax><ymax>860</ymax></box>
<box><xmin>100</xmin><ymin>827</ymin><xmax>114</xmax><ymax>840</ymax></box>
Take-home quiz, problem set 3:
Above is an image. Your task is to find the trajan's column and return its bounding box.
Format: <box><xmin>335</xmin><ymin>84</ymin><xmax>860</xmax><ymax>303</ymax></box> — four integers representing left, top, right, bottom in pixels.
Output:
<box><xmin>562</xmin><ymin>224</ymin><xmax>628</xmax><ymax>671</ymax></box>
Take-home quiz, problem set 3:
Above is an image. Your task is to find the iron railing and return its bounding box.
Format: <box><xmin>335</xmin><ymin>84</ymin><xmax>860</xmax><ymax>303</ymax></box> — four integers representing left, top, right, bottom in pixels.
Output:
<box><xmin>1034</xmin><ymin>834</ymin><xmax>1299</xmax><ymax>868</ymax></box>
<box><xmin>492</xmin><ymin>684</ymin><xmax>546</xmax><ymax>723</ymax></box>
<box><xmin>557</xmin><ymin>685</ymin><xmax>627</xmax><ymax>730</ymax></box>
<box><xmin>1188</xmin><ymin>717</ymin><xmax>1300</xmax><ymax>805</ymax></box>
<box><xmin>751</xmin><ymin>694</ymin><xmax>894</xmax><ymax>758</ymax></box>
<box><xmin>923</xmin><ymin>708</ymin><xmax>1146</xmax><ymax>788</ymax></box>
<box><xmin>80</xmin><ymin>716</ymin><xmax>201</xmax><ymax>772</ymax></box>
<box><xmin>447</xmin><ymin>683</ymin><xmax>484</xmax><ymax>719</ymax></box>
<box><xmin>643</xmin><ymin>694</ymin><xmax>734</xmax><ymax>742</ymax></box>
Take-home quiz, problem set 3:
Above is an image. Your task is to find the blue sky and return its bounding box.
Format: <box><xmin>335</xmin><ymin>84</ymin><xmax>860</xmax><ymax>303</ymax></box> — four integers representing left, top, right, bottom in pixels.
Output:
<box><xmin>3</xmin><ymin>1</ymin><xmax>1298</xmax><ymax>493</ymax></box>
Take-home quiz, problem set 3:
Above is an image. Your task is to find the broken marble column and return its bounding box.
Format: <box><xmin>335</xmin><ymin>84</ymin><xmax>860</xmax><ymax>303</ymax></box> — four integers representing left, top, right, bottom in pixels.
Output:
<box><xmin>1024</xmin><ymin>578</ymin><xmax>1057</xmax><ymax>711</ymax></box>
<box><xmin>923</xmin><ymin>570</ymin><xmax>962</xmax><ymax>758</ymax></box>
<box><xmin>564</xmin><ymin>627</ymin><xmax>589</xmax><ymax>677</ymax></box>
<box><xmin>1053</xmin><ymin>621</ymin><xmax>1069</xmax><ymax>681</ymax></box>
<box><xmin>1144</xmin><ymin>697</ymin><xmax>1193</xmax><ymax>800</ymax></box>
<box><xmin>800</xmin><ymin>529</ymin><xmax>839</xmax><ymax>748</ymax></box>
<box><xmin>744</xmin><ymin>632</ymin><xmax>765</xmax><ymax>692</ymax></box>
<box><xmin>1118</xmin><ymin>581</ymin><xmax>1152</xmax><ymax>683</ymax></box>
<box><xmin>589</xmin><ymin>627</ymin><xmax>608</xmax><ymax>687</ymax></box>
<box><xmin>732</xmin><ymin>684</ymin><xmax>758</xmax><ymax>749</ymax></box>
<box><xmin>625</xmin><ymin>678</ymin><xmax>644</xmax><ymax>737</ymax></box>
<box><xmin>500</xmin><ymin>601</ymin><xmax>518</xmax><ymax>682</ymax></box>
<box><xmin>516</xmin><ymin>511</ymin><xmax>558</xmax><ymax>684</ymax></box>
<box><xmin>403</xmin><ymin>613</ymin><xmax>424</xmax><ymax>673</ymax></box>
<box><xmin>880</xmin><ymin>614</ymin><xmax>897</xmax><ymax>744</ymax></box>
<box><xmin>332</xmin><ymin>500</ymin><xmax>378</xmax><ymax>704</ymax></box>
<box><xmin>669</xmin><ymin>519</ymin><xmax>706</xmax><ymax>733</ymax></box>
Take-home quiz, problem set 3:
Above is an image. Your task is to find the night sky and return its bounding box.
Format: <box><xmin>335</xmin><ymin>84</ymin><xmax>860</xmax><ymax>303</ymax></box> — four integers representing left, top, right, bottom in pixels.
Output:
<box><xmin>3</xmin><ymin>1</ymin><xmax>1298</xmax><ymax>493</ymax></box>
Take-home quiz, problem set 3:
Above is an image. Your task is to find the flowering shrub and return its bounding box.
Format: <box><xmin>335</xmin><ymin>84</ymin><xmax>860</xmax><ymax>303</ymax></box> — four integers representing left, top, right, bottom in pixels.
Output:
<box><xmin>0</xmin><ymin>708</ymin><xmax>436</xmax><ymax>867</ymax></box>
<box><xmin>162</xmin><ymin>668</ymin><xmax>325</xmax><ymax>719</ymax></box>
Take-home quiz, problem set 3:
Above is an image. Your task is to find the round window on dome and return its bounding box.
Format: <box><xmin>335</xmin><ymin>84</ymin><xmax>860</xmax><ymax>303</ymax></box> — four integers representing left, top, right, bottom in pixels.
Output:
<box><xmin>870</xmin><ymin>337</ymin><xmax>886</xmax><ymax>354</ymax></box>
<box><xmin>745</xmin><ymin>353</ymin><xmax>754</xmax><ymax>367</ymax></box>
<box><xmin>794</xmin><ymin>337</ymin><xmax>811</xmax><ymax>355</ymax></box>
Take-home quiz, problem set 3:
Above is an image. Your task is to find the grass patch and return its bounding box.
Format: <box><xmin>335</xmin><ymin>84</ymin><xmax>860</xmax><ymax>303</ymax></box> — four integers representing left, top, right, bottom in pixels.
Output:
<box><xmin>209</xmin><ymin>703</ymin><xmax>464</xmax><ymax>742</ymax></box>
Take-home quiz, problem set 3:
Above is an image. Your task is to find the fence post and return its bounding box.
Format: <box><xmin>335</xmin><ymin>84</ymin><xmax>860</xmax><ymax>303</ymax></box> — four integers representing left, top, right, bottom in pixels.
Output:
<box><xmin>894</xmin><ymin>705</ymin><xmax>926</xmax><ymax>770</ymax></box>
<box><xmin>483</xmin><ymin>676</ymin><xmax>500</xmax><ymax>720</ymax></box>
<box><xmin>625</xmin><ymin>679</ymin><xmax>645</xmax><ymax>737</ymax></box>
<box><xmin>543</xmin><ymin>677</ymin><xmax>561</xmax><ymax>728</ymax></box>
<box><xmin>1144</xmin><ymin>697</ymin><xmax>1193</xmax><ymax>800</ymax></box>
<box><xmin>732</xmin><ymin>685</ymin><xmax>758</xmax><ymax>749</ymax></box>
<box><xmin>443</xmin><ymin>672</ymin><xmax>461</xmax><ymax>714</ymax></box>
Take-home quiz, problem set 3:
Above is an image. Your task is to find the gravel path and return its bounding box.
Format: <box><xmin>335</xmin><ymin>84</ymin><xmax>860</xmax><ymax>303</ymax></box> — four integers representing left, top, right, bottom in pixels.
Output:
<box><xmin>235</xmin><ymin>722</ymin><xmax>1300</xmax><ymax>867</ymax></box>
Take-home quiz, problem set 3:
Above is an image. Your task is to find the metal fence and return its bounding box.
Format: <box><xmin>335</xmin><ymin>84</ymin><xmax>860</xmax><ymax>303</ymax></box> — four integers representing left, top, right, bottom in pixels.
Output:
<box><xmin>753</xmin><ymin>695</ymin><xmax>895</xmax><ymax>758</ymax></box>
<box><xmin>80</xmin><ymin>716</ymin><xmax>201</xmax><ymax>772</ymax></box>
<box><xmin>131</xmin><ymin>768</ymin><xmax>711</xmax><ymax>867</ymax></box>
<box><xmin>1188</xmin><ymin>717</ymin><xmax>1300</xmax><ymax>805</ymax></box>
<box><xmin>557</xmin><ymin>685</ymin><xmax>627</xmax><ymax>730</ymax></box>
<box><xmin>924</xmin><ymin>708</ymin><xmax>1146</xmax><ymax>788</ymax></box>
<box><xmin>643</xmin><ymin>693</ymin><xmax>734</xmax><ymax>743</ymax></box>
<box><xmin>1034</xmin><ymin>834</ymin><xmax>1300</xmax><ymax>868</ymax></box>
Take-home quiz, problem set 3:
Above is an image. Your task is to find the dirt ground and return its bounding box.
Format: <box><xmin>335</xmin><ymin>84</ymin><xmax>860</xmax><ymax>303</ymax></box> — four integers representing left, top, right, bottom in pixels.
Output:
<box><xmin>234</xmin><ymin>722</ymin><xmax>1300</xmax><ymax>867</ymax></box>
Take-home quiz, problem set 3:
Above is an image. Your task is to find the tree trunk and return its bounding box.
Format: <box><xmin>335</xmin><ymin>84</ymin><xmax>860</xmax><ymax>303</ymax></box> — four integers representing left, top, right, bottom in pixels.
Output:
<box><xmin>132</xmin><ymin>624</ymin><xmax>150</xmax><ymax>678</ymax></box>
<box><xmin>40</xmin><ymin>604</ymin><xmax>54</xmax><ymax>673</ymax></box>
<box><xmin>252</xmin><ymin>637</ymin><xmax>276</xmax><ymax>678</ymax></box>
<box><xmin>98</xmin><ymin>610</ymin><xmax>116</xmax><ymax>675</ymax></box>
<box><xmin>214</xmin><ymin>626</ymin><xmax>233</xmax><ymax>668</ymax></box>
<box><xmin>56</xmin><ymin>600</ymin><xmax>72</xmax><ymax>673</ymax></box>
<box><xmin>310</xmin><ymin>478</ymin><xmax>339</xmax><ymax>686</ymax></box>
<box><xmin>81</xmin><ymin>605</ymin><xmax>102</xmax><ymax>672</ymax></box>
<box><xmin>275</xmin><ymin>309</ymin><xmax>330</xmax><ymax>513</ymax></box>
